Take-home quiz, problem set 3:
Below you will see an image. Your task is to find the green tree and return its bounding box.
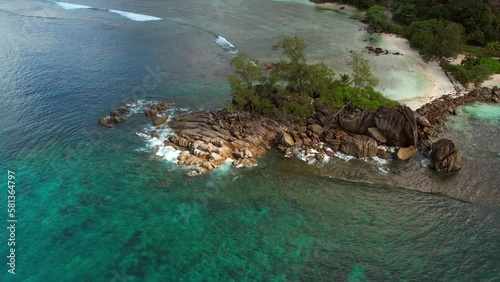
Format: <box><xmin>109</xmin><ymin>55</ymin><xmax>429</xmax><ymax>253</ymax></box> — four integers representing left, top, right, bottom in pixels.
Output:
<box><xmin>303</xmin><ymin>63</ymin><xmax>336</xmax><ymax>98</ymax></box>
<box><xmin>485</xmin><ymin>41</ymin><xmax>500</xmax><ymax>57</ymax></box>
<box><xmin>348</xmin><ymin>52</ymin><xmax>379</xmax><ymax>92</ymax></box>
<box><xmin>461</xmin><ymin>56</ymin><xmax>494</xmax><ymax>86</ymax></box>
<box><xmin>272</xmin><ymin>36</ymin><xmax>308</xmax><ymax>93</ymax></box>
<box><xmin>338</xmin><ymin>74</ymin><xmax>352</xmax><ymax>87</ymax></box>
<box><xmin>228</xmin><ymin>53</ymin><xmax>262</xmax><ymax>110</ymax></box>
<box><xmin>408</xmin><ymin>19</ymin><xmax>465</xmax><ymax>62</ymax></box>
<box><xmin>228</xmin><ymin>53</ymin><xmax>262</xmax><ymax>90</ymax></box>
<box><xmin>365</xmin><ymin>5</ymin><xmax>387</xmax><ymax>29</ymax></box>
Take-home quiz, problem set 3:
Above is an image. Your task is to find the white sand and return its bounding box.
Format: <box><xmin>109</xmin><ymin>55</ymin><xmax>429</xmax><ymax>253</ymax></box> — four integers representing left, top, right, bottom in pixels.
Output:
<box><xmin>380</xmin><ymin>34</ymin><xmax>459</xmax><ymax>109</ymax></box>
<box><xmin>484</xmin><ymin>74</ymin><xmax>500</xmax><ymax>88</ymax></box>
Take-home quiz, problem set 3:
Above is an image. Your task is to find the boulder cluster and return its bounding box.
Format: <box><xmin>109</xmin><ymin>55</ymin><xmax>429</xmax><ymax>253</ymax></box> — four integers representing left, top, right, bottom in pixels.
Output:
<box><xmin>165</xmin><ymin>105</ymin><xmax>425</xmax><ymax>176</ymax></box>
<box><xmin>98</xmin><ymin>107</ymin><xmax>130</xmax><ymax>128</ymax></box>
<box><xmin>100</xmin><ymin>87</ymin><xmax>499</xmax><ymax>176</ymax></box>
<box><xmin>413</xmin><ymin>87</ymin><xmax>500</xmax><ymax>172</ymax></box>
<box><xmin>363</xmin><ymin>46</ymin><xmax>402</xmax><ymax>56</ymax></box>
<box><xmin>143</xmin><ymin>102</ymin><xmax>170</xmax><ymax>126</ymax></box>
<box><xmin>416</xmin><ymin>87</ymin><xmax>500</xmax><ymax>125</ymax></box>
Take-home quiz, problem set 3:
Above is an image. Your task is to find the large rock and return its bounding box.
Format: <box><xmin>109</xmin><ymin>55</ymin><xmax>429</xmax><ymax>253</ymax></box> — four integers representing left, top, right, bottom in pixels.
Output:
<box><xmin>153</xmin><ymin>115</ymin><xmax>168</xmax><ymax>126</ymax></box>
<box><xmin>367</xmin><ymin>127</ymin><xmax>387</xmax><ymax>143</ymax></box>
<box><xmin>396</xmin><ymin>146</ymin><xmax>416</xmax><ymax>160</ymax></box>
<box><xmin>416</xmin><ymin>115</ymin><xmax>432</xmax><ymax>128</ymax></box>
<box><xmin>308</xmin><ymin>123</ymin><xmax>324</xmax><ymax>136</ymax></box>
<box><xmin>144</xmin><ymin>108</ymin><xmax>158</xmax><ymax>118</ymax></box>
<box><xmin>339</xmin><ymin>134</ymin><xmax>378</xmax><ymax>158</ymax></box>
<box><xmin>113</xmin><ymin>116</ymin><xmax>126</xmax><ymax>124</ymax></box>
<box><xmin>374</xmin><ymin>106</ymin><xmax>417</xmax><ymax>147</ymax></box>
<box><xmin>98</xmin><ymin>116</ymin><xmax>113</xmax><ymax>128</ymax></box>
<box><xmin>431</xmin><ymin>139</ymin><xmax>462</xmax><ymax>173</ymax></box>
<box><xmin>338</xmin><ymin>109</ymin><xmax>375</xmax><ymax>135</ymax></box>
<box><xmin>280</xmin><ymin>132</ymin><xmax>295</xmax><ymax>147</ymax></box>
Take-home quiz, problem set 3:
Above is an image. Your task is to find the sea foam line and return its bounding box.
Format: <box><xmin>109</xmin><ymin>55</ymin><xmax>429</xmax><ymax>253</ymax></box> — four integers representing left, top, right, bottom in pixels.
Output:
<box><xmin>54</xmin><ymin>2</ymin><xmax>91</xmax><ymax>10</ymax></box>
<box><xmin>54</xmin><ymin>2</ymin><xmax>162</xmax><ymax>22</ymax></box>
<box><xmin>108</xmin><ymin>10</ymin><xmax>162</xmax><ymax>22</ymax></box>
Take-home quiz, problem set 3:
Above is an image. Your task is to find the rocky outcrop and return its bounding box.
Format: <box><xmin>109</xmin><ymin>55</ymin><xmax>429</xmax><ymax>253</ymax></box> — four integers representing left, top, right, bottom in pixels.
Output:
<box><xmin>416</xmin><ymin>87</ymin><xmax>499</xmax><ymax>126</ymax></box>
<box><xmin>100</xmin><ymin>86</ymin><xmax>498</xmax><ymax>176</ymax></box>
<box><xmin>98</xmin><ymin>106</ymin><xmax>130</xmax><ymax>128</ymax></box>
<box><xmin>431</xmin><ymin>139</ymin><xmax>462</xmax><ymax>173</ymax></box>
<box><xmin>98</xmin><ymin>116</ymin><xmax>113</xmax><ymax>128</ymax></box>
<box><xmin>338</xmin><ymin>105</ymin><xmax>417</xmax><ymax>147</ymax></box>
<box><xmin>145</xmin><ymin>102</ymin><xmax>170</xmax><ymax>126</ymax></box>
<box><xmin>415</xmin><ymin>87</ymin><xmax>499</xmax><ymax>172</ymax></box>
<box><xmin>339</xmin><ymin>133</ymin><xmax>379</xmax><ymax>158</ymax></box>
<box><xmin>168</xmin><ymin>109</ymin><xmax>279</xmax><ymax>176</ymax></box>
<box><xmin>375</xmin><ymin>106</ymin><xmax>417</xmax><ymax>147</ymax></box>
<box><xmin>339</xmin><ymin>108</ymin><xmax>375</xmax><ymax>135</ymax></box>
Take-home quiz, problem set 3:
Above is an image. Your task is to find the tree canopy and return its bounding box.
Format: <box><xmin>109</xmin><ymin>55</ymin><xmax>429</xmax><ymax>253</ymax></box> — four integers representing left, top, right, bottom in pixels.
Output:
<box><xmin>228</xmin><ymin>37</ymin><xmax>398</xmax><ymax>120</ymax></box>
<box><xmin>365</xmin><ymin>5</ymin><xmax>387</xmax><ymax>29</ymax></box>
<box><xmin>408</xmin><ymin>19</ymin><xmax>465</xmax><ymax>62</ymax></box>
<box><xmin>348</xmin><ymin>52</ymin><xmax>380</xmax><ymax>91</ymax></box>
<box><xmin>343</xmin><ymin>0</ymin><xmax>499</xmax><ymax>46</ymax></box>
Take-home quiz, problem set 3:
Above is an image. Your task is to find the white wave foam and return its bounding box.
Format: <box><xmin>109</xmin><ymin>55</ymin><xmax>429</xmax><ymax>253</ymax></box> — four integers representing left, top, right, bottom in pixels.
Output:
<box><xmin>367</xmin><ymin>156</ymin><xmax>390</xmax><ymax>174</ymax></box>
<box><xmin>333</xmin><ymin>150</ymin><xmax>356</xmax><ymax>161</ymax></box>
<box><xmin>135</xmin><ymin>132</ymin><xmax>149</xmax><ymax>139</ymax></box>
<box><xmin>156</xmin><ymin>146</ymin><xmax>181</xmax><ymax>163</ymax></box>
<box><xmin>54</xmin><ymin>2</ymin><xmax>161</xmax><ymax>22</ymax></box>
<box><xmin>215</xmin><ymin>36</ymin><xmax>238</xmax><ymax>54</ymax></box>
<box><xmin>108</xmin><ymin>9</ymin><xmax>162</xmax><ymax>22</ymax></box>
<box><xmin>371</xmin><ymin>156</ymin><xmax>389</xmax><ymax>166</ymax></box>
<box><xmin>55</xmin><ymin>2</ymin><xmax>92</xmax><ymax>10</ymax></box>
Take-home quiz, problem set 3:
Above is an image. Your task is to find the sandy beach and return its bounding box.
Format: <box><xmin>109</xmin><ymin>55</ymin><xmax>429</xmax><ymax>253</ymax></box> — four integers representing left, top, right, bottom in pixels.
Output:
<box><xmin>380</xmin><ymin>33</ymin><xmax>459</xmax><ymax>109</ymax></box>
<box><xmin>484</xmin><ymin>74</ymin><xmax>500</xmax><ymax>88</ymax></box>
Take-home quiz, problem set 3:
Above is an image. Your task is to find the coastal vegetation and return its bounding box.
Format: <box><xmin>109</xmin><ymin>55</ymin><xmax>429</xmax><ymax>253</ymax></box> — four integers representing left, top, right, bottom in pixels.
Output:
<box><xmin>228</xmin><ymin>36</ymin><xmax>398</xmax><ymax>120</ymax></box>
<box><xmin>329</xmin><ymin>0</ymin><xmax>499</xmax><ymax>46</ymax></box>
<box><xmin>442</xmin><ymin>56</ymin><xmax>498</xmax><ymax>86</ymax></box>
<box><xmin>318</xmin><ymin>0</ymin><xmax>499</xmax><ymax>86</ymax></box>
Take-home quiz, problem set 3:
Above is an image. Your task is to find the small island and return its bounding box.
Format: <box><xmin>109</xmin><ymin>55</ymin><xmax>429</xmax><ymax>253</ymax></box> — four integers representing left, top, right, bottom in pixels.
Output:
<box><xmin>100</xmin><ymin>37</ymin><xmax>500</xmax><ymax>177</ymax></box>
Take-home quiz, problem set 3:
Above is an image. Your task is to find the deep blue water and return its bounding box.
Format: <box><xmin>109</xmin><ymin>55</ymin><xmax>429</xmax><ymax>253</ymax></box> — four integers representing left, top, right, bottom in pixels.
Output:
<box><xmin>0</xmin><ymin>0</ymin><xmax>499</xmax><ymax>281</ymax></box>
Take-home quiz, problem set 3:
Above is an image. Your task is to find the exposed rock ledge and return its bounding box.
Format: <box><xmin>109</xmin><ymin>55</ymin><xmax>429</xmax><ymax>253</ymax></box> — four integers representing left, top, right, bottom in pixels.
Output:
<box><xmin>100</xmin><ymin>87</ymin><xmax>498</xmax><ymax>177</ymax></box>
<box><xmin>164</xmin><ymin>106</ymin><xmax>419</xmax><ymax>176</ymax></box>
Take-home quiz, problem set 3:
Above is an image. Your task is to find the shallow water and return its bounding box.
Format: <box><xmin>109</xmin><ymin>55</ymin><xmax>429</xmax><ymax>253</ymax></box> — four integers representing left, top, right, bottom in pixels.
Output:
<box><xmin>0</xmin><ymin>0</ymin><xmax>499</xmax><ymax>281</ymax></box>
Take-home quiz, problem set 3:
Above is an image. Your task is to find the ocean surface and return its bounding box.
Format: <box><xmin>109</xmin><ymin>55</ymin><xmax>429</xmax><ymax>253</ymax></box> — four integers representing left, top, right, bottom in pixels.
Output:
<box><xmin>0</xmin><ymin>0</ymin><xmax>499</xmax><ymax>281</ymax></box>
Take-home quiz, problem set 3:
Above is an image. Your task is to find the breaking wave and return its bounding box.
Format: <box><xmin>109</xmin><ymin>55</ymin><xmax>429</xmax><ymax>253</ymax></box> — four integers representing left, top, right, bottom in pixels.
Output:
<box><xmin>54</xmin><ymin>2</ymin><xmax>162</xmax><ymax>22</ymax></box>
<box><xmin>215</xmin><ymin>36</ymin><xmax>238</xmax><ymax>54</ymax></box>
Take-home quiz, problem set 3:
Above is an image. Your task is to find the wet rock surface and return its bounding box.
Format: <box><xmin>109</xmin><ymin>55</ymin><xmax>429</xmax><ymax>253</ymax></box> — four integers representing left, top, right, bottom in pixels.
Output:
<box><xmin>100</xmin><ymin>87</ymin><xmax>497</xmax><ymax>176</ymax></box>
<box><xmin>430</xmin><ymin>139</ymin><xmax>462</xmax><ymax>173</ymax></box>
<box><xmin>98</xmin><ymin>106</ymin><xmax>130</xmax><ymax>127</ymax></box>
<box><xmin>415</xmin><ymin>87</ymin><xmax>499</xmax><ymax>172</ymax></box>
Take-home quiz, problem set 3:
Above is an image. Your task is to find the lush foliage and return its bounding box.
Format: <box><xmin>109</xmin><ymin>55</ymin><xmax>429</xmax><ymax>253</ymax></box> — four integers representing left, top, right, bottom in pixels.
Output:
<box><xmin>343</xmin><ymin>0</ymin><xmax>499</xmax><ymax>46</ymax></box>
<box><xmin>365</xmin><ymin>5</ymin><xmax>387</xmax><ymax>29</ymax></box>
<box><xmin>485</xmin><ymin>41</ymin><xmax>500</xmax><ymax>57</ymax></box>
<box><xmin>228</xmin><ymin>37</ymin><xmax>398</xmax><ymax>120</ymax></box>
<box><xmin>347</xmin><ymin>52</ymin><xmax>379</xmax><ymax>90</ymax></box>
<box><xmin>442</xmin><ymin>56</ymin><xmax>495</xmax><ymax>86</ymax></box>
<box><xmin>481</xmin><ymin>57</ymin><xmax>500</xmax><ymax>74</ymax></box>
<box><xmin>407</xmin><ymin>19</ymin><xmax>465</xmax><ymax>62</ymax></box>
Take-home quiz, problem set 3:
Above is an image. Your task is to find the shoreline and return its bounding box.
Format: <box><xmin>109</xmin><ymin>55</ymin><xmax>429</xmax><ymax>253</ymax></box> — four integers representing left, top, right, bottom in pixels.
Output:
<box><xmin>484</xmin><ymin>74</ymin><xmax>500</xmax><ymax>88</ymax></box>
<box><xmin>379</xmin><ymin>33</ymin><xmax>460</xmax><ymax>109</ymax></box>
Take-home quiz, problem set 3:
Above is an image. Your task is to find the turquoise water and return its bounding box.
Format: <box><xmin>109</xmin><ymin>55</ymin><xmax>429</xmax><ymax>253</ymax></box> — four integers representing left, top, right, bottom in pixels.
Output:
<box><xmin>1</xmin><ymin>0</ymin><xmax>499</xmax><ymax>281</ymax></box>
